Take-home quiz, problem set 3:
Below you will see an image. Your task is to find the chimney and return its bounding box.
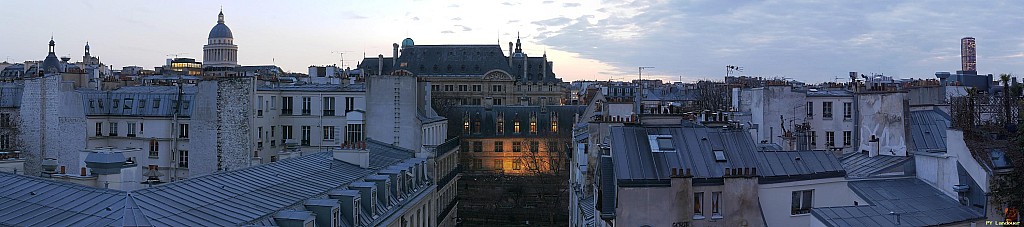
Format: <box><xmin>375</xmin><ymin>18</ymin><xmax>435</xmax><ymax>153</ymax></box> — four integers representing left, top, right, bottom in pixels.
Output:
<box><xmin>508</xmin><ymin>42</ymin><xmax>514</xmax><ymax>66</ymax></box>
<box><xmin>328</xmin><ymin>189</ymin><xmax>362</xmax><ymax>226</ymax></box>
<box><xmin>333</xmin><ymin>146</ymin><xmax>369</xmax><ymax>168</ymax></box>
<box><xmin>349</xmin><ymin>182</ymin><xmax>378</xmax><ymax>216</ymax></box>
<box><xmin>273</xmin><ymin>210</ymin><xmax>315</xmax><ymax>227</ymax></box>
<box><xmin>303</xmin><ymin>199</ymin><xmax>340</xmax><ymax>227</ymax></box>
<box><xmin>80</xmin><ymin>167</ymin><xmax>87</xmax><ymax>176</ymax></box>
<box><xmin>377</xmin><ymin>54</ymin><xmax>384</xmax><ymax>76</ymax></box>
<box><xmin>392</xmin><ymin>43</ymin><xmax>399</xmax><ymax>69</ymax></box>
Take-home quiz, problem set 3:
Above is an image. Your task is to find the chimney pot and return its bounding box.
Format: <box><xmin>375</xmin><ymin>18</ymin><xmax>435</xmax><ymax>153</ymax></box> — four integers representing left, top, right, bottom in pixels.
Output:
<box><xmin>671</xmin><ymin>168</ymin><xmax>678</xmax><ymax>176</ymax></box>
<box><xmin>744</xmin><ymin>168</ymin><xmax>750</xmax><ymax>176</ymax></box>
<box><xmin>60</xmin><ymin>166</ymin><xmax>66</xmax><ymax>174</ymax></box>
<box><xmin>751</xmin><ymin>168</ymin><xmax>757</xmax><ymax>175</ymax></box>
<box><xmin>80</xmin><ymin>167</ymin><xmax>87</xmax><ymax>176</ymax></box>
<box><xmin>686</xmin><ymin>168</ymin><xmax>691</xmax><ymax>176</ymax></box>
<box><xmin>724</xmin><ymin>168</ymin><xmax>730</xmax><ymax>176</ymax></box>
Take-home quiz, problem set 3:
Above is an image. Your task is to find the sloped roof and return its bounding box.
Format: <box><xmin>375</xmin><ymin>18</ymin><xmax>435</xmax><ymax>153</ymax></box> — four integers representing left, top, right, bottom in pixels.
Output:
<box><xmin>754</xmin><ymin>151</ymin><xmax>846</xmax><ymax>183</ymax></box>
<box><xmin>909</xmin><ymin>109</ymin><xmax>950</xmax><ymax>153</ymax></box>
<box><xmin>445</xmin><ymin>105</ymin><xmax>585</xmax><ymax>139</ymax></box>
<box><xmin>609</xmin><ymin>126</ymin><xmax>760</xmax><ymax>184</ymax></box>
<box><xmin>396</xmin><ymin>45</ymin><xmax>512</xmax><ymax>76</ymax></box>
<box><xmin>0</xmin><ymin>141</ymin><xmax>416</xmax><ymax>227</ymax></box>
<box><xmin>81</xmin><ymin>86</ymin><xmax>199</xmax><ymax>117</ymax></box>
<box><xmin>840</xmin><ymin>152</ymin><xmax>911</xmax><ymax>178</ymax></box>
<box><xmin>811</xmin><ymin>178</ymin><xmax>984</xmax><ymax>227</ymax></box>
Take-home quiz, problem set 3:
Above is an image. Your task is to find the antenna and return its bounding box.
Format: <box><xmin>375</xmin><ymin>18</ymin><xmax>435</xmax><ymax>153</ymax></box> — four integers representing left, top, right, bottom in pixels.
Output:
<box><xmin>166</xmin><ymin>53</ymin><xmax>188</xmax><ymax>58</ymax></box>
<box><xmin>331</xmin><ymin>51</ymin><xmax>352</xmax><ymax>69</ymax></box>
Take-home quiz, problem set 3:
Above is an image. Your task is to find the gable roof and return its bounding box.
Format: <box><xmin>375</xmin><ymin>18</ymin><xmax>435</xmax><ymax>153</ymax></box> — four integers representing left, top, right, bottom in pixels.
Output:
<box><xmin>609</xmin><ymin>126</ymin><xmax>760</xmax><ymax>185</ymax></box>
<box><xmin>909</xmin><ymin>109</ymin><xmax>950</xmax><ymax>153</ymax></box>
<box><xmin>754</xmin><ymin>151</ymin><xmax>846</xmax><ymax>184</ymax></box>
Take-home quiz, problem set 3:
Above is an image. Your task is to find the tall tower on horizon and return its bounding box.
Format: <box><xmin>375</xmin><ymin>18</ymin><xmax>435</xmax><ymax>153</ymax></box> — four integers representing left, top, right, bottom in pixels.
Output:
<box><xmin>203</xmin><ymin>9</ymin><xmax>239</xmax><ymax>68</ymax></box>
<box><xmin>961</xmin><ymin>37</ymin><xmax>976</xmax><ymax>73</ymax></box>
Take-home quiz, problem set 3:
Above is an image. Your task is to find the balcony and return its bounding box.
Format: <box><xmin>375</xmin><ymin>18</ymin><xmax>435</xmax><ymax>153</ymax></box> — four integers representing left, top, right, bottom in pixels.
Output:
<box><xmin>281</xmin><ymin>109</ymin><xmax>293</xmax><ymax>115</ymax></box>
<box><xmin>435</xmin><ymin>136</ymin><xmax>460</xmax><ymax>157</ymax></box>
<box><xmin>437</xmin><ymin>197</ymin><xmax>459</xmax><ymax>225</ymax></box>
<box><xmin>323</xmin><ymin>110</ymin><xmax>335</xmax><ymax>116</ymax></box>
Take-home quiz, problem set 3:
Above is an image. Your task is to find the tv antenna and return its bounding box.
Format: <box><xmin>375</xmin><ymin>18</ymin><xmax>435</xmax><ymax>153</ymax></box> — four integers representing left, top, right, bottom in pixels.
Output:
<box><xmin>331</xmin><ymin>51</ymin><xmax>352</xmax><ymax>68</ymax></box>
<box><xmin>166</xmin><ymin>53</ymin><xmax>188</xmax><ymax>58</ymax></box>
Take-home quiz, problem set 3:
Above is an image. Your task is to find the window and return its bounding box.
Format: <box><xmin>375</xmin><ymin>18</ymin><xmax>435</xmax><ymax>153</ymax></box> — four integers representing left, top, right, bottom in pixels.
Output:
<box><xmin>472</xmin><ymin>141</ymin><xmax>483</xmax><ymax>152</ymax></box>
<box><xmin>95</xmin><ymin>122</ymin><xmax>102</xmax><ymax>136</ymax></box>
<box><xmin>178</xmin><ymin>150</ymin><xmax>189</xmax><ymax>168</ymax></box>
<box><xmin>301</xmin><ymin>126</ymin><xmax>311</xmax><ymax>145</ymax></box>
<box><xmin>282</xmin><ymin>125</ymin><xmax>293</xmax><ymax>144</ymax></box>
<box><xmin>512</xmin><ymin>141</ymin><xmax>522</xmax><ymax>152</ymax></box>
<box><xmin>281</xmin><ymin>97</ymin><xmax>293</xmax><ymax>115</ymax></box>
<box><xmin>712</xmin><ymin>191</ymin><xmax>722</xmax><ymax>219</ymax></box>
<box><xmin>492</xmin><ymin>84</ymin><xmax>503</xmax><ymax>92</ymax></box>
<box><xmin>258</xmin><ymin>127</ymin><xmax>264</xmax><ymax>147</ymax></box>
<box><xmin>257</xmin><ymin>96</ymin><xmax>263</xmax><ymax>116</ymax></box>
<box><xmin>98</xmin><ymin>99</ymin><xmax>104</xmax><ymax>109</ymax></box>
<box><xmin>345</xmin><ymin>97</ymin><xmax>355</xmax><ymax>112</ymax></box>
<box><xmin>112</xmin><ymin>99</ymin><xmax>120</xmax><ymax>110</ymax></box>
<box><xmin>472</xmin><ymin>84</ymin><xmax>482</xmax><ymax>91</ymax></box>
<box><xmin>153</xmin><ymin>99</ymin><xmax>160</xmax><ymax>108</ymax></box>
<box><xmin>109</xmin><ymin>122</ymin><xmax>118</xmax><ymax>136</ymax></box>
<box><xmin>826</xmin><ymin>131</ymin><xmax>835</xmax><ymax>147</ymax></box>
<box><xmin>657</xmin><ymin>137</ymin><xmax>674</xmax><ymax>151</ymax></box>
<box><xmin>123</xmin><ymin>98</ymin><xmax>133</xmax><ymax>109</ymax></box>
<box><xmin>301</xmin><ymin>97</ymin><xmax>311</xmax><ymax>115</ymax></box>
<box><xmin>530</xmin><ymin>141</ymin><xmax>539</xmax><ymax>152</ymax></box>
<box><xmin>513</xmin><ymin>160</ymin><xmax>522</xmax><ymax>170</ymax></box>
<box><xmin>0</xmin><ymin>135</ymin><xmax>9</xmax><ymax>150</ymax></box>
<box><xmin>810</xmin><ymin>131</ymin><xmax>817</xmax><ymax>146</ymax></box>
<box><xmin>806</xmin><ymin>102</ymin><xmax>813</xmax><ymax>117</ymax></box>
<box><xmin>496</xmin><ymin>113</ymin><xmax>504</xmax><ymax>134</ymax></box>
<box><xmin>346</xmin><ymin>124</ymin><xmax>363</xmax><ymax>143</ymax></box>
<box><xmin>270</xmin><ymin>96</ymin><xmax>276</xmax><ymax>109</ymax></box>
<box><xmin>792</xmin><ymin>190</ymin><xmax>813</xmax><ymax>215</ymax></box>
<box><xmin>494</xmin><ymin>98</ymin><xmax>503</xmax><ymax>105</ymax></box>
<box><xmin>89</xmin><ymin>99</ymin><xmax>95</xmax><ymax>108</ymax></box>
<box><xmin>323</xmin><ymin>126</ymin><xmax>335</xmax><ymax>140</ymax></box>
<box><xmin>494</xmin><ymin>159</ymin><xmax>502</xmax><ymax>170</ymax></box>
<box><xmin>444</xmin><ymin>85</ymin><xmax>454</xmax><ymax>91</ymax></box>
<box><xmin>474</xmin><ymin>159</ymin><xmax>483</xmax><ymax>170</ymax></box>
<box><xmin>127</xmin><ymin>122</ymin><xmax>137</xmax><ymax>137</ymax></box>
<box><xmin>529</xmin><ymin>114</ymin><xmax>537</xmax><ymax>134</ymax></box>
<box><xmin>431</xmin><ymin>84</ymin><xmax>440</xmax><ymax>91</ymax></box>
<box><xmin>323</xmin><ymin>97</ymin><xmax>336</xmax><ymax>116</ymax></box>
<box><xmin>149</xmin><ymin>139</ymin><xmax>159</xmax><ymax>157</ymax></box>
<box><xmin>0</xmin><ymin>114</ymin><xmax>8</xmax><ymax>128</ymax></box>
<box><xmin>822</xmin><ymin>102</ymin><xmax>833</xmax><ymax>118</ymax></box>
<box><xmin>139</xmin><ymin>99</ymin><xmax>146</xmax><ymax>109</ymax></box>
<box><xmin>458</xmin><ymin>85</ymin><xmax>467</xmax><ymax>91</ymax></box>
<box><xmin>514</xmin><ymin>120</ymin><xmax>521</xmax><ymax>134</ymax></box>
<box><xmin>547</xmin><ymin>142</ymin><xmax>558</xmax><ymax>153</ymax></box>
<box><xmin>179</xmin><ymin>124</ymin><xmax>189</xmax><ymax>138</ymax></box>
<box><xmin>843</xmin><ymin>102</ymin><xmax>852</xmax><ymax>119</ymax></box>
<box><xmin>270</xmin><ymin>126</ymin><xmax>277</xmax><ymax>147</ymax></box>
<box><xmin>550</xmin><ymin>114</ymin><xmax>558</xmax><ymax>133</ymax></box>
<box><xmin>694</xmin><ymin>192</ymin><xmax>705</xmax><ymax>219</ymax></box>
<box><xmin>494</xmin><ymin>141</ymin><xmax>504</xmax><ymax>152</ymax></box>
<box><xmin>843</xmin><ymin>131</ymin><xmax>852</xmax><ymax>146</ymax></box>
<box><xmin>463</xmin><ymin>115</ymin><xmax>470</xmax><ymax>134</ymax></box>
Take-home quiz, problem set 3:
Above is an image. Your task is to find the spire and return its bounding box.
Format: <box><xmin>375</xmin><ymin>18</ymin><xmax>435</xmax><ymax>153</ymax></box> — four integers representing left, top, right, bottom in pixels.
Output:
<box><xmin>515</xmin><ymin>32</ymin><xmax>522</xmax><ymax>53</ymax></box>
<box><xmin>217</xmin><ymin>9</ymin><xmax>225</xmax><ymax>24</ymax></box>
<box><xmin>85</xmin><ymin>41</ymin><xmax>90</xmax><ymax>56</ymax></box>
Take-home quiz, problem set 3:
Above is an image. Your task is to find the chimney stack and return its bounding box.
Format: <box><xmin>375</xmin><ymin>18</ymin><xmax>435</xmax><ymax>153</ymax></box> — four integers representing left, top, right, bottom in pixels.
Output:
<box><xmin>392</xmin><ymin>43</ymin><xmax>399</xmax><ymax>69</ymax></box>
<box><xmin>377</xmin><ymin>54</ymin><xmax>384</xmax><ymax>76</ymax></box>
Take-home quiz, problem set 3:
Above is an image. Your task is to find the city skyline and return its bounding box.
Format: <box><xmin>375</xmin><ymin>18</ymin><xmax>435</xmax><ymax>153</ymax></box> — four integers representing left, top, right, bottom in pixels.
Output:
<box><xmin>2</xmin><ymin>0</ymin><xmax>1024</xmax><ymax>83</ymax></box>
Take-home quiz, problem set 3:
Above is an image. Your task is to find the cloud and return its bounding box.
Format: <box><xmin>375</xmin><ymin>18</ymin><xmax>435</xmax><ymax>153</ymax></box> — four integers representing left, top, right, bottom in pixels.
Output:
<box><xmin>543</xmin><ymin>0</ymin><xmax>553</xmax><ymax>4</ymax></box>
<box><xmin>441</xmin><ymin>30</ymin><xmax>455</xmax><ymax>34</ymax></box>
<box><xmin>345</xmin><ymin>14</ymin><xmax>367</xmax><ymax>19</ymax></box>
<box><xmin>502</xmin><ymin>2</ymin><xmax>519</xmax><ymax>6</ymax></box>
<box><xmin>448</xmin><ymin>4</ymin><xmax>459</xmax><ymax>7</ymax></box>
<box><xmin>532</xmin><ymin>17</ymin><xmax>572</xmax><ymax>27</ymax></box>
<box><xmin>535</xmin><ymin>1</ymin><xmax>1024</xmax><ymax>82</ymax></box>
<box><xmin>563</xmin><ymin>3</ymin><xmax>581</xmax><ymax>7</ymax></box>
<box><xmin>508</xmin><ymin>20</ymin><xmax>520</xmax><ymax>23</ymax></box>
<box><xmin>451</xmin><ymin>17</ymin><xmax>461</xmax><ymax>21</ymax></box>
<box><xmin>456</xmin><ymin>25</ymin><xmax>472</xmax><ymax>31</ymax></box>
<box><xmin>411</xmin><ymin>17</ymin><xmax>420</xmax><ymax>21</ymax></box>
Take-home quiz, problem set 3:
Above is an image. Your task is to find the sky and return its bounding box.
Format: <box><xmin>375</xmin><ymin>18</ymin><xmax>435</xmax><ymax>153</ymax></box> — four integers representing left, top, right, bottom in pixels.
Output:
<box><xmin>2</xmin><ymin>0</ymin><xmax>1024</xmax><ymax>83</ymax></box>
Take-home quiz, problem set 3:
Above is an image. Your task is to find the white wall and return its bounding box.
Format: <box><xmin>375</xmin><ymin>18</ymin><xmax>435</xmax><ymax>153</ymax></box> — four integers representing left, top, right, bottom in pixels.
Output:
<box><xmin>857</xmin><ymin>92</ymin><xmax>907</xmax><ymax>156</ymax></box>
<box><xmin>917</xmin><ymin>129</ymin><xmax>990</xmax><ymax>199</ymax></box>
<box><xmin>805</xmin><ymin>96</ymin><xmax>855</xmax><ymax>152</ymax></box>
<box><xmin>758</xmin><ymin>178</ymin><xmax>860</xmax><ymax>227</ymax></box>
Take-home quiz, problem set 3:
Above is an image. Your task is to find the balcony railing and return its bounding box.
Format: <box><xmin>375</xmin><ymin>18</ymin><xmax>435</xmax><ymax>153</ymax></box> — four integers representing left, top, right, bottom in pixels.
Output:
<box><xmin>435</xmin><ymin>136</ymin><xmax>460</xmax><ymax>157</ymax></box>
<box><xmin>437</xmin><ymin>197</ymin><xmax>459</xmax><ymax>225</ymax></box>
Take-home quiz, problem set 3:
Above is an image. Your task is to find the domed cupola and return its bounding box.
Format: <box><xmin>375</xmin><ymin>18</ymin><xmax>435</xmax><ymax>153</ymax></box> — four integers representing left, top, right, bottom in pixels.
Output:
<box><xmin>41</xmin><ymin>37</ymin><xmax>62</xmax><ymax>74</ymax></box>
<box><xmin>208</xmin><ymin>10</ymin><xmax>233</xmax><ymax>39</ymax></box>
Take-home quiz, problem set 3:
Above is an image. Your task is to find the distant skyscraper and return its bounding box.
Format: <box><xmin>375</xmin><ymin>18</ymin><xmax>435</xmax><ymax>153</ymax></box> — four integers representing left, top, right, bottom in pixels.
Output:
<box><xmin>961</xmin><ymin>37</ymin><xmax>976</xmax><ymax>72</ymax></box>
<box><xmin>203</xmin><ymin>9</ymin><xmax>239</xmax><ymax>68</ymax></box>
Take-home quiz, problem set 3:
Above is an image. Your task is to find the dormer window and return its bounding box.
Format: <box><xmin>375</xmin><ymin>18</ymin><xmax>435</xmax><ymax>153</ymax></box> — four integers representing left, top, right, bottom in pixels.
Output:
<box><xmin>649</xmin><ymin>135</ymin><xmax>675</xmax><ymax>152</ymax></box>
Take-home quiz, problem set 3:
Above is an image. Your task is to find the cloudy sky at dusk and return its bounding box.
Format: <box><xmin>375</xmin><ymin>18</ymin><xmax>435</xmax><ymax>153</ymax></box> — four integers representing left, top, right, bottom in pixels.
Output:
<box><xmin>2</xmin><ymin>0</ymin><xmax>1023</xmax><ymax>83</ymax></box>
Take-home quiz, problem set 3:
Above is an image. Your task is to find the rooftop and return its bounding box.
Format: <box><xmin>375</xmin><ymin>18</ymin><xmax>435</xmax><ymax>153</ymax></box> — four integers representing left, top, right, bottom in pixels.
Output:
<box><xmin>811</xmin><ymin>178</ymin><xmax>984</xmax><ymax>227</ymax></box>
<box><xmin>0</xmin><ymin>139</ymin><xmax>419</xmax><ymax>226</ymax></box>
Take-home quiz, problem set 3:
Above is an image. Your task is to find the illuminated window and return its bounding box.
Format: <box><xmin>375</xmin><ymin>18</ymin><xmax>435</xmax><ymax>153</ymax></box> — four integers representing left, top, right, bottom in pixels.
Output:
<box><xmin>694</xmin><ymin>192</ymin><xmax>704</xmax><ymax>219</ymax></box>
<box><xmin>514</xmin><ymin>120</ymin><xmax>520</xmax><ymax>134</ymax></box>
<box><xmin>512</xmin><ymin>160</ymin><xmax>522</xmax><ymax>170</ymax></box>
<box><xmin>550</xmin><ymin>114</ymin><xmax>558</xmax><ymax>133</ymax></box>
<box><xmin>463</xmin><ymin>115</ymin><xmax>470</xmax><ymax>134</ymax></box>
<box><xmin>529</xmin><ymin>113</ymin><xmax>537</xmax><ymax>134</ymax></box>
